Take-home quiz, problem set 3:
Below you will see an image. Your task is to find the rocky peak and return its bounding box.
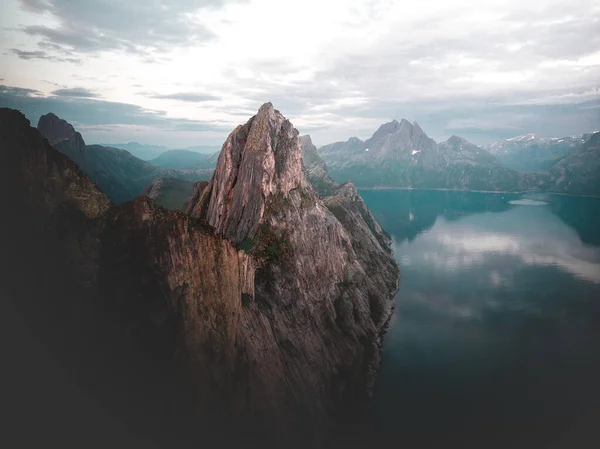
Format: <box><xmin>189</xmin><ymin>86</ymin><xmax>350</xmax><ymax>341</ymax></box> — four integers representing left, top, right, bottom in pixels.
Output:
<box><xmin>364</xmin><ymin>117</ymin><xmax>438</xmax><ymax>157</ymax></box>
<box><xmin>193</xmin><ymin>102</ymin><xmax>304</xmax><ymax>245</ymax></box>
<box><xmin>37</xmin><ymin>113</ymin><xmax>86</xmax><ymax>159</ymax></box>
<box><xmin>299</xmin><ymin>134</ymin><xmax>316</xmax><ymax>152</ymax></box>
<box><xmin>37</xmin><ymin>112</ymin><xmax>78</xmax><ymax>145</ymax></box>
<box><xmin>300</xmin><ymin>134</ymin><xmax>336</xmax><ymax>197</ymax></box>
<box><xmin>446</xmin><ymin>135</ymin><xmax>467</xmax><ymax>145</ymax></box>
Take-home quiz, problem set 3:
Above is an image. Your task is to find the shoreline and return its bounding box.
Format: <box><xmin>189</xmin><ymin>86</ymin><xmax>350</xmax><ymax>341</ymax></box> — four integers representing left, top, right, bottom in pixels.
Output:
<box><xmin>356</xmin><ymin>186</ymin><xmax>600</xmax><ymax>199</ymax></box>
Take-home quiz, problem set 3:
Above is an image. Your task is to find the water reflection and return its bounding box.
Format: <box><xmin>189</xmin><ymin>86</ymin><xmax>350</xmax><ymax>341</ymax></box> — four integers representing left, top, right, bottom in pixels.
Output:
<box><xmin>359</xmin><ymin>189</ymin><xmax>600</xmax><ymax>247</ymax></box>
<box><xmin>361</xmin><ymin>190</ymin><xmax>600</xmax><ymax>449</ymax></box>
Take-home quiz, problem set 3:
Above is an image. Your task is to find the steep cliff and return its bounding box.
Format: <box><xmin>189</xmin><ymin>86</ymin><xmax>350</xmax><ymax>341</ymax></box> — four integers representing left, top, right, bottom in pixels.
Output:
<box><xmin>189</xmin><ymin>103</ymin><xmax>399</xmax><ymax>443</ymax></box>
<box><xmin>1</xmin><ymin>106</ymin><xmax>399</xmax><ymax>448</ymax></box>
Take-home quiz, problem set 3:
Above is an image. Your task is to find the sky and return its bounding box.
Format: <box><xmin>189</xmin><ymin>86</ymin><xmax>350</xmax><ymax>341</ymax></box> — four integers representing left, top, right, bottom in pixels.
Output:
<box><xmin>0</xmin><ymin>0</ymin><xmax>599</xmax><ymax>147</ymax></box>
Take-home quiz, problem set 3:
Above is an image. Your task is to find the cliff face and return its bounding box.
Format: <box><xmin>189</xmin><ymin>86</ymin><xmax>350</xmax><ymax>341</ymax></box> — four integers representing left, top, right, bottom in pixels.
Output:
<box><xmin>2</xmin><ymin>106</ymin><xmax>399</xmax><ymax>448</ymax></box>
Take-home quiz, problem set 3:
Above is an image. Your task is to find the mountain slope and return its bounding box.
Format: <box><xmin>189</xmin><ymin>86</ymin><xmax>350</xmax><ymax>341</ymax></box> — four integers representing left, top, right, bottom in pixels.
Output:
<box><xmin>547</xmin><ymin>132</ymin><xmax>600</xmax><ymax>196</ymax></box>
<box><xmin>140</xmin><ymin>177</ymin><xmax>200</xmax><ymax>211</ymax></box>
<box><xmin>483</xmin><ymin>133</ymin><xmax>591</xmax><ymax>172</ymax></box>
<box><xmin>2</xmin><ymin>106</ymin><xmax>399</xmax><ymax>448</ymax></box>
<box><xmin>319</xmin><ymin>121</ymin><xmax>546</xmax><ymax>191</ymax></box>
<box><xmin>99</xmin><ymin>142</ymin><xmax>170</xmax><ymax>160</ymax></box>
<box><xmin>439</xmin><ymin>135</ymin><xmax>500</xmax><ymax>166</ymax></box>
<box><xmin>37</xmin><ymin>114</ymin><xmax>211</xmax><ymax>203</ymax></box>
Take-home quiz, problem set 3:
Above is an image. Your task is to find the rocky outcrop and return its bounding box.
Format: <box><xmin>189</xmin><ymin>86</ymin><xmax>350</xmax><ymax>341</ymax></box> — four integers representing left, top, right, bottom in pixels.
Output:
<box><xmin>37</xmin><ymin>112</ymin><xmax>77</xmax><ymax>145</ymax></box>
<box><xmin>37</xmin><ymin>114</ymin><xmax>212</xmax><ymax>204</ymax></box>
<box><xmin>301</xmin><ymin>134</ymin><xmax>393</xmax><ymax>253</ymax></box>
<box><xmin>2</xmin><ymin>106</ymin><xmax>399</xmax><ymax>448</ymax></box>
<box><xmin>189</xmin><ymin>102</ymin><xmax>399</xmax><ymax>443</ymax></box>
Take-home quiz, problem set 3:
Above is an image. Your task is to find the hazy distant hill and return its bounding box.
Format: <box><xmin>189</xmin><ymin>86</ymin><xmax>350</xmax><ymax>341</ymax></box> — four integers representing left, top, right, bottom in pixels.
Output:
<box><xmin>150</xmin><ymin>149</ymin><xmax>219</xmax><ymax>170</ymax></box>
<box><xmin>482</xmin><ymin>133</ymin><xmax>592</xmax><ymax>172</ymax></box>
<box><xmin>547</xmin><ymin>132</ymin><xmax>600</xmax><ymax>196</ymax></box>
<box><xmin>39</xmin><ymin>114</ymin><xmax>211</xmax><ymax>203</ymax></box>
<box><xmin>103</xmin><ymin>142</ymin><xmax>221</xmax><ymax>160</ymax></box>
<box><xmin>99</xmin><ymin>142</ymin><xmax>170</xmax><ymax>160</ymax></box>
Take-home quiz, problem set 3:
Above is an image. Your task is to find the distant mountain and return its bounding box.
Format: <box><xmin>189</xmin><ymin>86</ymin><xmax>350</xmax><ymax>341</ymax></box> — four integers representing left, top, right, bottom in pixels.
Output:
<box><xmin>103</xmin><ymin>143</ymin><xmax>221</xmax><ymax>160</ymax></box>
<box><xmin>547</xmin><ymin>132</ymin><xmax>600</xmax><ymax>196</ymax></box>
<box><xmin>141</xmin><ymin>178</ymin><xmax>206</xmax><ymax>211</ymax></box>
<box><xmin>100</xmin><ymin>142</ymin><xmax>170</xmax><ymax>160</ymax></box>
<box><xmin>299</xmin><ymin>135</ymin><xmax>336</xmax><ymax>197</ymax></box>
<box><xmin>439</xmin><ymin>135</ymin><xmax>500</xmax><ymax>167</ymax></box>
<box><xmin>483</xmin><ymin>133</ymin><xmax>591</xmax><ymax>172</ymax></box>
<box><xmin>319</xmin><ymin>120</ymin><xmax>545</xmax><ymax>192</ymax></box>
<box><xmin>178</xmin><ymin>145</ymin><xmax>221</xmax><ymax>154</ymax></box>
<box><xmin>150</xmin><ymin>149</ymin><xmax>219</xmax><ymax>170</ymax></box>
<box><xmin>38</xmin><ymin>115</ymin><xmax>211</xmax><ymax>204</ymax></box>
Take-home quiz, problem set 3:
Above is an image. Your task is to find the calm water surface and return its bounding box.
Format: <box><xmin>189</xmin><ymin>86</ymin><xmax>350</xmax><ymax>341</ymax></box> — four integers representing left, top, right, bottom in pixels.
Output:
<box><xmin>360</xmin><ymin>190</ymin><xmax>600</xmax><ymax>449</ymax></box>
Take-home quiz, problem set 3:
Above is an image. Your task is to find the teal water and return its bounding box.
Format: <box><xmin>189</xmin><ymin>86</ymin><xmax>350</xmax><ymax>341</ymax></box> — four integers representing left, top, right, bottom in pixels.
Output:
<box><xmin>360</xmin><ymin>190</ymin><xmax>600</xmax><ymax>449</ymax></box>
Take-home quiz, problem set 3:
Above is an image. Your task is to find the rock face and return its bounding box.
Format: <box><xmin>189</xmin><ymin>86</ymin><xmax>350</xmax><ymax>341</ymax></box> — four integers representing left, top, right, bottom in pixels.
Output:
<box><xmin>141</xmin><ymin>177</ymin><xmax>198</xmax><ymax>211</ymax></box>
<box><xmin>301</xmin><ymin>134</ymin><xmax>393</xmax><ymax>253</ymax></box>
<box><xmin>1</xmin><ymin>106</ymin><xmax>399</xmax><ymax>448</ymax></box>
<box><xmin>319</xmin><ymin>121</ymin><xmax>544</xmax><ymax>191</ymax></box>
<box><xmin>37</xmin><ymin>113</ymin><xmax>212</xmax><ymax>204</ymax></box>
<box><xmin>189</xmin><ymin>102</ymin><xmax>399</xmax><ymax>443</ymax></box>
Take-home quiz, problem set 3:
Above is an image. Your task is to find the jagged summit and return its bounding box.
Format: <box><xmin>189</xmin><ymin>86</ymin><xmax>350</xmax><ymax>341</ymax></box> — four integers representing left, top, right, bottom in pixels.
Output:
<box><xmin>191</xmin><ymin>102</ymin><xmax>305</xmax><ymax>244</ymax></box>
<box><xmin>37</xmin><ymin>112</ymin><xmax>78</xmax><ymax>146</ymax></box>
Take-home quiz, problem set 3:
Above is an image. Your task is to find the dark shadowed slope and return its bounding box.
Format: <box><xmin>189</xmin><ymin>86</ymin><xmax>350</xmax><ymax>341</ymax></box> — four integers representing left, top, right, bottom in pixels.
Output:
<box><xmin>37</xmin><ymin>113</ymin><xmax>211</xmax><ymax>203</ymax></box>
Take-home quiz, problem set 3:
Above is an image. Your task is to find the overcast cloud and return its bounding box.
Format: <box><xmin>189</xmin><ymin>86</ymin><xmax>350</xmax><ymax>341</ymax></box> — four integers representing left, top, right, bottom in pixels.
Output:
<box><xmin>0</xmin><ymin>0</ymin><xmax>598</xmax><ymax>146</ymax></box>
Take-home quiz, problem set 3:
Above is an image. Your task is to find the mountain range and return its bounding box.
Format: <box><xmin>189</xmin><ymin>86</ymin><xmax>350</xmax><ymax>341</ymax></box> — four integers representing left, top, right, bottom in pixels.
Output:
<box><xmin>482</xmin><ymin>133</ymin><xmax>595</xmax><ymax>172</ymax></box>
<box><xmin>318</xmin><ymin>120</ymin><xmax>600</xmax><ymax>196</ymax></box>
<box><xmin>0</xmin><ymin>104</ymin><xmax>399</xmax><ymax>449</ymax></box>
<box><xmin>100</xmin><ymin>142</ymin><xmax>220</xmax><ymax>160</ymax></box>
<box><xmin>149</xmin><ymin>149</ymin><xmax>219</xmax><ymax>170</ymax></box>
<box><xmin>38</xmin><ymin>113</ymin><xmax>213</xmax><ymax>204</ymax></box>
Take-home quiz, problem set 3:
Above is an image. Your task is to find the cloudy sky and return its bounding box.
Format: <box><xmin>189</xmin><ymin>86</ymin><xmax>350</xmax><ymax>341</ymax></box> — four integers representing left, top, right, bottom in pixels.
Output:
<box><xmin>1</xmin><ymin>0</ymin><xmax>599</xmax><ymax>147</ymax></box>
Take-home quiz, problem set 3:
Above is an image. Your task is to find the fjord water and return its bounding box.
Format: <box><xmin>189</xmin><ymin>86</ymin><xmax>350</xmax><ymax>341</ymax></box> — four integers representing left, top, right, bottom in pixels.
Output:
<box><xmin>360</xmin><ymin>190</ymin><xmax>600</xmax><ymax>449</ymax></box>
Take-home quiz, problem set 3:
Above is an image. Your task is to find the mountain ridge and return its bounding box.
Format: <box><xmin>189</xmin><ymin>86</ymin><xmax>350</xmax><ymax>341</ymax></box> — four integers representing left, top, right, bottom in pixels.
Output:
<box><xmin>37</xmin><ymin>113</ymin><xmax>212</xmax><ymax>204</ymax></box>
